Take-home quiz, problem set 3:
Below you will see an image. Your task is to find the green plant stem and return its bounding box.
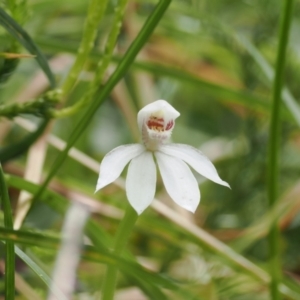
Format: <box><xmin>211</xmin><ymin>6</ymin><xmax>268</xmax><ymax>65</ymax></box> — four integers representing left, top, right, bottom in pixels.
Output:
<box><xmin>102</xmin><ymin>205</ymin><xmax>138</xmax><ymax>300</ymax></box>
<box><xmin>54</xmin><ymin>0</ymin><xmax>129</xmax><ymax>118</ymax></box>
<box><xmin>0</xmin><ymin>98</ymin><xmax>55</xmax><ymax>118</ymax></box>
<box><xmin>30</xmin><ymin>0</ymin><xmax>171</xmax><ymax>209</ymax></box>
<box><xmin>60</xmin><ymin>0</ymin><xmax>108</xmax><ymax>98</ymax></box>
<box><xmin>0</xmin><ymin>164</ymin><xmax>15</xmax><ymax>300</ymax></box>
<box><xmin>267</xmin><ymin>1</ymin><xmax>294</xmax><ymax>299</ymax></box>
<box><xmin>0</xmin><ymin>90</ymin><xmax>60</xmax><ymax>118</ymax></box>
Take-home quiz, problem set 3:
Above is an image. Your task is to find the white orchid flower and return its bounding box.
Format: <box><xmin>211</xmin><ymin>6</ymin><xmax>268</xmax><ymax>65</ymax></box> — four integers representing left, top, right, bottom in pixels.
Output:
<box><xmin>96</xmin><ymin>100</ymin><xmax>230</xmax><ymax>215</ymax></box>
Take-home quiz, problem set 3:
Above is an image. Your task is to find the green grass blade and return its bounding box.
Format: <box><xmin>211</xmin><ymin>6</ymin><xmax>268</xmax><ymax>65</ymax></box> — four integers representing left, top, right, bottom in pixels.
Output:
<box><xmin>102</xmin><ymin>205</ymin><xmax>138</xmax><ymax>300</ymax></box>
<box><xmin>0</xmin><ymin>226</ymin><xmax>60</xmax><ymax>247</ymax></box>
<box><xmin>60</xmin><ymin>0</ymin><xmax>109</xmax><ymax>96</ymax></box>
<box><xmin>15</xmin><ymin>246</ymin><xmax>67</xmax><ymax>300</ymax></box>
<box><xmin>236</xmin><ymin>35</ymin><xmax>300</xmax><ymax>127</ymax></box>
<box><xmin>0</xmin><ymin>164</ymin><xmax>15</xmax><ymax>299</ymax></box>
<box><xmin>267</xmin><ymin>1</ymin><xmax>294</xmax><ymax>299</ymax></box>
<box><xmin>0</xmin><ymin>8</ymin><xmax>56</xmax><ymax>88</ymax></box>
<box><xmin>230</xmin><ymin>183</ymin><xmax>300</xmax><ymax>253</ymax></box>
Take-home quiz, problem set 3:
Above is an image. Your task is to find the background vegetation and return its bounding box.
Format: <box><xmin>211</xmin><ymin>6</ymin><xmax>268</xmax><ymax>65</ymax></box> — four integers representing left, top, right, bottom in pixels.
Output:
<box><xmin>0</xmin><ymin>0</ymin><xmax>300</xmax><ymax>299</ymax></box>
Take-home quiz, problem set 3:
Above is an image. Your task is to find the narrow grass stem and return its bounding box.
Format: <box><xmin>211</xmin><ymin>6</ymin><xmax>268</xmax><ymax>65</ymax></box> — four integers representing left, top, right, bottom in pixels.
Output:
<box><xmin>60</xmin><ymin>0</ymin><xmax>108</xmax><ymax>98</ymax></box>
<box><xmin>267</xmin><ymin>1</ymin><xmax>294</xmax><ymax>299</ymax></box>
<box><xmin>101</xmin><ymin>205</ymin><xmax>138</xmax><ymax>300</ymax></box>
<box><xmin>0</xmin><ymin>164</ymin><xmax>15</xmax><ymax>300</ymax></box>
<box><xmin>54</xmin><ymin>0</ymin><xmax>129</xmax><ymax>118</ymax></box>
<box><xmin>0</xmin><ymin>97</ymin><xmax>55</xmax><ymax>118</ymax></box>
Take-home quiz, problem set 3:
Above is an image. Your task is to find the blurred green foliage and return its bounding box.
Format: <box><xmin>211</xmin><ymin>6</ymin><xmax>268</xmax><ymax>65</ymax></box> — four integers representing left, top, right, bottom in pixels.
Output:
<box><xmin>0</xmin><ymin>0</ymin><xmax>300</xmax><ymax>299</ymax></box>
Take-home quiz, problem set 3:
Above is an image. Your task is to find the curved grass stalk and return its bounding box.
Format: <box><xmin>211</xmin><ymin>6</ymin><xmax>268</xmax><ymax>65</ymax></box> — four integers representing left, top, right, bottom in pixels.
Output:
<box><xmin>101</xmin><ymin>205</ymin><xmax>138</xmax><ymax>300</ymax></box>
<box><xmin>0</xmin><ymin>164</ymin><xmax>15</xmax><ymax>299</ymax></box>
<box><xmin>236</xmin><ymin>34</ymin><xmax>300</xmax><ymax>127</ymax></box>
<box><xmin>15</xmin><ymin>247</ymin><xmax>66</xmax><ymax>300</ymax></box>
<box><xmin>55</xmin><ymin>0</ymin><xmax>130</xmax><ymax>118</ymax></box>
<box><xmin>267</xmin><ymin>1</ymin><xmax>294</xmax><ymax>299</ymax></box>
<box><xmin>60</xmin><ymin>0</ymin><xmax>109</xmax><ymax>98</ymax></box>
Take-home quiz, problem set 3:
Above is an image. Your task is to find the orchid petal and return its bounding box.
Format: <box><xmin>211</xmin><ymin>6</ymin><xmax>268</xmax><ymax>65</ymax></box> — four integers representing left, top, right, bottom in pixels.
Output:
<box><xmin>158</xmin><ymin>144</ymin><xmax>230</xmax><ymax>188</ymax></box>
<box><xmin>95</xmin><ymin>144</ymin><xmax>145</xmax><ymax>192</ymax></box>
<box><xmin>126</xmin><ymin>151</ymin><xmax>156</xmax><ymax>215</ymax></box>
<box><xmin>137</xmin><ymin>100</ymin><xmax>180</xmax><ymax>132</ymax></box>
<box><xmin>155</xmin><ymin>152</ymin><xmax>200</xmax><ymax>213</ymax></box>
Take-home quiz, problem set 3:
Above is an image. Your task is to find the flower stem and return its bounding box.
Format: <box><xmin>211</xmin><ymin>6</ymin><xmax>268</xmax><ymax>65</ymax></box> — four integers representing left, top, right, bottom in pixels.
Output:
<box><xmin>267</xmin><ymin>0</ymin><xmax>294</xmax><ymax>299</ymax></box>
<box><xmin>101</xmin><ymin>205</ymin><xmax>138</xmax><ymax>300</ymax></box>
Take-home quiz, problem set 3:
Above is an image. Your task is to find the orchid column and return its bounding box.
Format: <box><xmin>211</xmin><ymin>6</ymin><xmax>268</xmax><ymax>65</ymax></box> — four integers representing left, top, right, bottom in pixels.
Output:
<box><xmin>96</xmin><ymin>100</ymin><xmax>229</xmax><ymax>299</ymax></box>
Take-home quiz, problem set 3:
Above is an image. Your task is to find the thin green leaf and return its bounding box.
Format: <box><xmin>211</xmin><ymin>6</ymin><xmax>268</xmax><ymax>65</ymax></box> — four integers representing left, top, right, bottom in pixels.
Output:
<box><xmin>230</xmin><ymin>182</ymin><xmax>300</xmax><ymax>253</ymax></box>
<box><xmin>266</xmin><ymin>1</ymin><xmax>294</xmax><ymax>298</ymax></box>
<box><xmin>236</xmin><ymin>34</ymin><xmax>300</xmax><ymax>127</ymax></box>
<box><xmin>102</xmin><ymin>205</ymin><xmax>138</xmax><ymax>300</ymax></box>
<box><xmin>15</xmin><ymin>246</ymin><xmax>67</xmax><ymax>300</ymax></box>
<box><xmin>0</xmin><ymin>8</ymin><xmax>56</xmax><ymax>88</ymax></box>
<box><xmin>60</xmin><ymin>0</ymin><xmax>109</xmax><ymax>96</ymax></box>
<box><xmin>0</xmin><ymin>226</ymin><xmax>59</xmax><ymax>248</ymax></box>
<box><xmin>0</xmin><ymin>164</ymin><xmax>15</xmax><ymax>300</ymax></box>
